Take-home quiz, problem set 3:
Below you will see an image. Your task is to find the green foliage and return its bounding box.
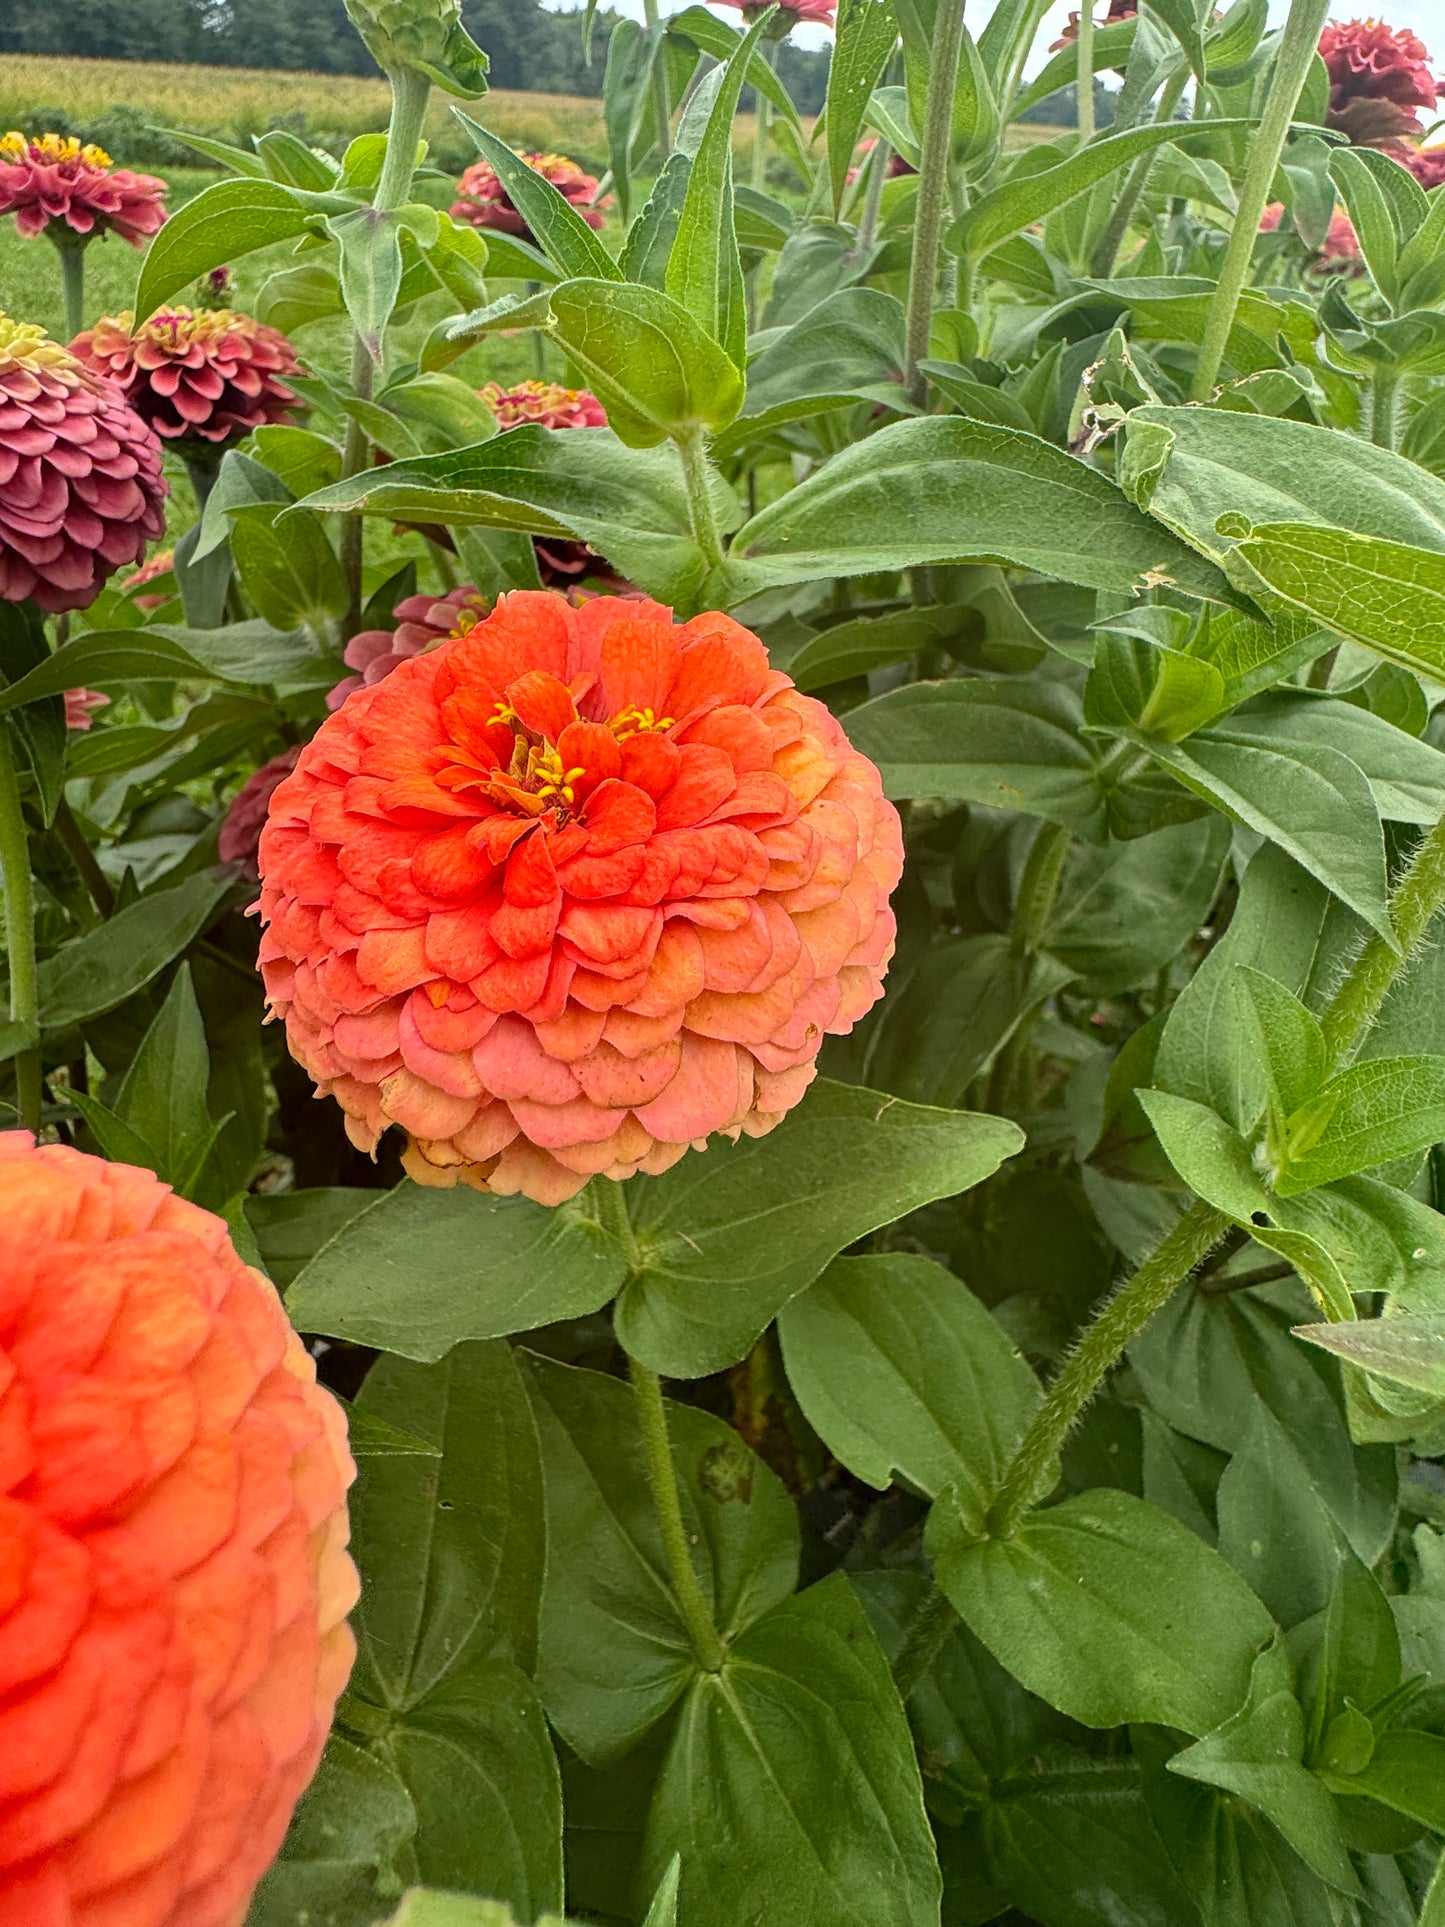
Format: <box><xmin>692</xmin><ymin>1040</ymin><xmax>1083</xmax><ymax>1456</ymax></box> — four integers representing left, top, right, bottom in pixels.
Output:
<box><xmin>13</xmin><ymin>4</ymin><xmax>1445</xmax><ymax>1925</ymax></box>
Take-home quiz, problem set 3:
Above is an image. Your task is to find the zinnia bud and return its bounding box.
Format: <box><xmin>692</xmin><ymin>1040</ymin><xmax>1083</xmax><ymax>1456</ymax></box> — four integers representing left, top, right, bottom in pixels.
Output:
<box><xmin>1318</xmin><ymin>17</ymin><xmax>1442</xmax><ymax>145</ymax></box>
<box><xmin>256</xmin><ymin>590</ymin><xmax>903</xmax><ymax>1205</ymax></box>
<box><xmin>0</xmin><ymin>1132</ymin><xmax>357</xmax><ymax>1925</ymax></box>
<box><xmin>0</xmin><ymin>132</ymin><xmax>167</xmax><ymax>247</ymax></box>
<box><xmin>0</xmin><ymin>316</ymin><xmax>167</xmax><ymax>614</ymax></box>
<box><xmin>451</xmin><ymin>154</ymin><xmax>608</xmax><ymax>240</ymax></box>
<box><xmin>71</xmin><ymin>308</ymin><xmax>303</xmax><ymax>449</ymax></box>
<box><xmin>343</xmin><ymin>0</ymin><xmax>488</xmax><ymax>95</ymax></box>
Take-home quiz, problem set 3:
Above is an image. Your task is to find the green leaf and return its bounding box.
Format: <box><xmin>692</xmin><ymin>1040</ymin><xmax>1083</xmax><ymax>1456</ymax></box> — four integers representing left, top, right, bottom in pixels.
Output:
<box><xmin>297</xmin><ymin>427</ymin><xmax>718</xmax><ymax>610</ymax></box>
<box><xmin>666</xmin><ymin>7</ymin><xmax>803</xmax><ymax>130</ymax></box>
<box><xmin>1295</xmin><ymin>1312</ymin><xmax>1445</xmax><ymax>1400</ymax></box>
<box><xmin>1320</xmin><ymin>1730</ymin><xmax>1445</xmax><ymax>1831</ymax></box>
<box><xmin>341</xmin><ymin>1401</ymin><xmax>444</xmax><ymax>1460</ymax></box>
<box><xmin>327</xmin><ymin>205</ymin><xmax>407</xmax><ymax>362</ymax></box>
<box><xmin>1118</xmin><ymin>405</ymin><xmax>1445</xmax><ymax>570</ymax></box>
<box><xmin>284</xmin><ymin>1181</ymin><xmax>629</xmax><ymax>1359</ymax></box>
<box><xmin>777</xmin><ymin>1252</ymin><xmax>1041</xmax><ymax>1503</ymax></box>
<box><xmin>1236</xmin><ymin>965</ymin><xmax>1328</xmax><ymax>1121</ymax></box>
<box><xmin>111</xmin><ymin>963</ymin><xmax>223</xmax><ymax>1199</ymax></box>
<box><xmin>1278</xmin><ymin>1056</ymin><xmax>1445</xmax><ymax>1195</ymax></box>
<box><xmin>249</xmin><ymin>425</ymin><xmax>343</xmax><ymax>499</ymax></box>
<box><xmin>249</xmin><ymin>1735</ymin><xmax>417</xmax><ymax>1925</ymax></box>
<box><xmin>1223</xmin><ymin>694</ymin><xmax>1445</xmax><ymax>825</ymax></box>
<box><xmin>845</xmin><ymin>678</ymin><xmax>1106</xmax><ymax>837</ymax></box>
<box><xmin>1169</xmin><ymin>1643</ymin><xmax>1359</xmax><ymax>1896</ymax></box>
<box><xmin>720</xmin><ymin>417</ymin><xmax>1235</xmax><ymax>604</ymax></box>
<box><xmin>232</xmin><ymin>505</ymin><xmax>347</xmax><ymax>632</ymax></box>
<box><xmin>1329</xmin><ymin>147</ymin><xmax>1403</xmax><ymax>306</ymax></box>
<box><xmin>616</xmin><ymin>1078</ymin><xmax>1024</xmax><ymax>1378</ymax></box>
<box><xmin>548</xmin><ymin>278</ymin><xmax>745</xmax><ymax>447</ymax></box>
<box><xmin>0</xmin><ymin>631</ymin><xmax>208</xmax><ymax>715</ymax></box>
<box><xmin>734</xmin><ymin>286</ymin><xmax>906</xmax><ymax>428</ymax></box>
<box><xmin>638</xmin><ymin>1574</ymin><xmax>942</xmax><ymax>1927</ymax></box>
<box><xmin>383</xmin><ymin>1895</ymin><xmax>566</xmax><ymax>1927</ymax></box>
<box><xmin>36</xmin><ymin>874</ymin><xmax>232</xmax><ymax>1030</ymax></box>
<box><xmin>665</xmin><ymin>9</ymin><xmax>770</xmax><ymax>367</ymax></box>
<box><xmin>453</xmin><ymin>118</ymin><xmax>619</xmax><ymax>282</ymax></box>
<box><xmin>1143</xmin><ymin>729</ymin><xmax>1393</xmax><ymax>942</ymax></box>
<box><xmin>641</xmin><ymin>1856</ymin><xmax>681</xmax><ymax>1927</ymax></box>
<box><xmin>602</xmin><ymin>17</ymin><xmax>658</xmax><ymax>224</ymax></box>
<box><xmin>785</xmin><ymin>606</ymin><xmax>967</xmax><ymax>692</ymax></box>
<box><xmin>135</xmin><ymin>178</ymin><xmax>318</xmax><ymax>319</ymax></box>
<box><xmin>1216</xmin><ymin>1405</ymin><xmax>1345</xmax><ymax>1629</ymax></box>
<box><xmin>1013</xmin><ymin>20</ymin><xmax>1138</xmax><ymax>117</ymax></box>
<box><xmin>928</xmin><ymin>1487</ymin><xmax>1275</xmax><ymax>1734</ymax></box>
<box><xmin>1226</xmin><ymin>522</ymin><xmax>1445</xmax><ymax>684</ymax></box>
<box><xmin>1045</xmin><ymin>816</ymin><xmax>1231</xmax><ymax>995</ymax></box>
<box><xmin>1085</xmin><ymin>632</ymin><xmax>1227</xmax><ymax>742</ymax></box>
<box><xmin>520</xmin><ymin>1352</ymin><xmax>798</xmax><ymax>1763</ymax></box>
<box><xmin>827</xmin><ymin>0</ymin><xmax>900</xmax><ymax>214</ymax></box>
<box><xmin>343</xmin><ymin>1344</ymin><xmax>562</xmax><ymax>1920</ymax></box>
<box><xmin>193</xmin><ymin>448</ymin><xmax>293</xmax><ymax>560</ymax></box>
<box><xmin>948</xmin><ymin>121</ymin><xmax>1253</xmax><ymax>261</ymax></box>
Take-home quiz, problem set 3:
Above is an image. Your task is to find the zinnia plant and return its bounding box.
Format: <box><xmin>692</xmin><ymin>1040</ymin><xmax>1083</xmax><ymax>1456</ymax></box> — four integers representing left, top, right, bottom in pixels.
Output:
<box><xmin>0</xmin><ymin>1133</ymin><xmax>355</xmax><ymax>1925</ymax></box>
<box><xmin>0</xmin><ymin>133</ymin><xmax>167</xmax><ymax>337</ymax></box>
<box><xmin>257</xmin><ymin>590</ymin><xmax>901</xmax><ymax>1203</ymax></box>
<box><xmin>10</xmin><ymin>0</ymin><xmax>1445</xmax><ymax>1921</ymax></box>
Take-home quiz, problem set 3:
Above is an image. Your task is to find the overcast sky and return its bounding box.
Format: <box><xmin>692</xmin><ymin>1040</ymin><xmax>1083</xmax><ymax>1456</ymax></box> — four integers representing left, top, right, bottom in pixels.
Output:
<box><xmin>542</xmin><ymin>0</ymin><xmax>1445</xmax><ymax>80</ymax></box>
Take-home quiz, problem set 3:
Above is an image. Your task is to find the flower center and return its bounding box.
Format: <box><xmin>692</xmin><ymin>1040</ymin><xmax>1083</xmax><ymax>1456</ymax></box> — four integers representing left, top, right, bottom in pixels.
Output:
<box><xmin>440</xmin><ymin>693</ymin><xmax>675</xmax><ymax>825</ymax></box>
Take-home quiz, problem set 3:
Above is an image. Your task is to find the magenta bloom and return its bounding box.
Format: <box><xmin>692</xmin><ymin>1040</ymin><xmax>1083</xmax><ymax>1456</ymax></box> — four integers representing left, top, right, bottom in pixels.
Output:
<box><xmin>72</xmin><ymin>307</ymin><xmax>302</xmax><ymax>449</ymax></box>
<box><xmin>220</xmin><ymin>746</ymin><xmax>303</xmax><ymax>881</ymax></box>
<box><xmin>1319</xmin><ymin>18</ymin><xmax>1443</xmax><ymax>143</ymax></box>
<box><xmin>0</xmin><ymin>317</ymin><xmax>167</xmax><ymax>614</ymax></box>
<box><xmin>0</xmin><ymin>133</ymin><xmax>167</xmax><ymax>247</ymax></box>
<box><xmin>451</xmin><ymin>153</ymin><xmax>608</xmax><ymax>239</ymax></box>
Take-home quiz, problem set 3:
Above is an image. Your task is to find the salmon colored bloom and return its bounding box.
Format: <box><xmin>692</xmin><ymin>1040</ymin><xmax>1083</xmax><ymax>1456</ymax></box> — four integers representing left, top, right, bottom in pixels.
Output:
<box><xmin>257</xmin><ymin>590</ymin><xmax>902</xmax><ymax>1204</ymax></box>
<box><xmin>0</xmin><ymin>317</ymin><xmax>167</xmax><ymax>614</ymax></box>
<box><xmin>63</xmin><ymin>687</ymin><xmax>108</xmax><ymax>731</ymax></box>
<box><xmin>450</xmin><ymin>153</ymin><xmax>608</xmax><ymax>239</ymax></box>
<box><xmin>0</xmin><ymin>1133</ymin><xmax>357</xmax><ymax>1926</ymax></box>
<box><xmin>0</xmin><ymin>133</ymin><xmax>168</xmax><ymax>247</ymax></box>
<box><xmin>71</xmin><ymin>308</ymin><xmax>302</xmax><ymax>448</ymax></box>
<box><xmin>480</xmin><ymin>380</ymin><xmax>607</xmax><ymax>431</ymax></box>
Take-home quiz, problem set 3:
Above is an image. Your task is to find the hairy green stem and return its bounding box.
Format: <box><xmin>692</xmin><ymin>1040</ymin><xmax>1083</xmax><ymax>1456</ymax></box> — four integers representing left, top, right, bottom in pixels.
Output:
<box><xmin>0</xmin><ymin>722</ymin><xmax>41</xmax><ymax>1132</ymax></box>
<box><xmin>678</xmin><ymin>429</ymin><xmax>726</xmax><ymax>573</ymax></box>
<box><xmin>375</xmin><ymin>65</ymin><xmax>432</xmax><ymax>212</ymax></box>
<box><xmin>905</xmin><ymin>0</ymin><xmax>966</xmax><ymax>402</ymax></box>
<box><xmin>1320</xmin><ymin>812</ymin><xmax>1445</xmax><ymax>1066</ymax></box>
<box><xmin>892</xmin><ymin>1583</ymin><xmax>959</xmax><ymax>1698</ymax></box>
<box><xmin>1089</xmin><ymin>68</ymin><xmax>1186</xmax><ymax>276</ymax></box>
<box><xmin>854</xmin><ymin>135</ymin><xmax>891</xmax><ymax>256</ymax></box>
<box><xmin>1010</xmin><ymin>820</ymin><xmax>1071</xmax><ymax>958</ymax></box>
<box><xmin>53</xmin><ymin>798</ymin><xmax>114</xmax><ymax>916</ymax></box>
<box><xmin>53</xmin><ymin>232</ymin><xmax>87</xmax><ymax>340</ymax></box>
<box><xmin>1190</xmin><ymin>0</ymin><xmax>1331</xmax><ymax>400</ymax></box>
<box><xmin>988</xmin><ymin>1199</ymin><xmax>1231</xmax><ymax>1536</ymax></box>
<box><xmin>629</xmin><ymin>1358</ymin><xmax>726</xmax><ymax>1673</ymax></box>
<box><xmin>592</xmin><ymin>1169</ymin><xmax>641</xmax><ymax>1267</ymax></box>
<box><xmin>1370</xmin><ymin>364</ymin><xmax>1399</xmax><ymax>449</ymax></box>
<box><xmin>1075</xmin><ymin>1</ymin><xmax>1096</xmax><ymax>145</ymax></box>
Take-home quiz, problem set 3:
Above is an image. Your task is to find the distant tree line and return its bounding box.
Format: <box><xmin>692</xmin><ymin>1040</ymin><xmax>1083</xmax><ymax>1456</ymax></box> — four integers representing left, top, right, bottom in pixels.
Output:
<box><xmin>0</xmin><ymin>0</ymin><xmax>830</xmax><ymax>109</ymax></box>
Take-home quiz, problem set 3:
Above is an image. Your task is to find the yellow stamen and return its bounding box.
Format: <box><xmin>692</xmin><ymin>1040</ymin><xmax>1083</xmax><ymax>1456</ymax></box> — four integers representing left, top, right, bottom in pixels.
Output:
<box><xmin>609</xmin><ymin>705</ymin><xmax>674</xmax><ymax>741</ymax></box>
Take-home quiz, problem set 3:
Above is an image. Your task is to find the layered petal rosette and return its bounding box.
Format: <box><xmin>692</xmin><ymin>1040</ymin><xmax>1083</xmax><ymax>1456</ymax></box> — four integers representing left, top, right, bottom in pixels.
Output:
<box><xmin>450</xmin><ymin>153</ymin><xmax>608</xmax><ymax>237</ymax></box>
<box><xmin>257</xmin><ymin>591</ymin><xmax>903</xmax><ymax>1204</ymax></box>
<box><xmin>0</xmin><ymin>1133</ymin><xmax>357</xmax><ymax>1926</ymax></box>
<box><xmin>1319</xmin><ymin>16</ymin><xmax>1442</xmax><ymax>143</ymax></box>
<box><xmin>717</xmin><ymin>0</ymin><xmax>837</xmax><ymax>28</ymax></box>
<box><xmin>479</xmin><ymin>380</ymin><xmax>607</xmax><ymax>430</ymax></box>
<box><xmin>0</xmin><ymin>134</ymin><xmax>167</xmax><ymax>247</ymax></box>
<box><xmin>72</xmin><ymin>308</ymin><xmax>302</xmax><ymax>447</ymax></box>
<box><xmin>0</xmin><ymin>317</ymin><xmax>167</xmax><ymax>614</ymax></box>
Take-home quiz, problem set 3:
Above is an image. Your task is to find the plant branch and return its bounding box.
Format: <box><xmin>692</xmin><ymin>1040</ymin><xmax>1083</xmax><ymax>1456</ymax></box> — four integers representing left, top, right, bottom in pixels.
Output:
<box><xmin>1320</xmin><ymin>811</ymin><xmax>1445</xmax><ymax>1066</ymax></box>
<box><xmin>987</xmin><ymin>1198</ymin><xmax>1231</xmax><ymax>1537</ymax></box>
<box><xmin>905</xmin><ymin>0</ymin><xmax>966</xmax><ymax>402</ymax></box>
<box><xmin>0</xmin><ymin>720</ymin><xmax>42</xmax><ymax>1132</ymax></box>
<box><xmin>1190</xmin><ymin>0</ymin><xmax>1331</xmax><ymax>400</ymax></box>
<box><xmin>629</xmin><ymin>1357</ymin><xmax>726</xmax><ymax>1673</ymax></box>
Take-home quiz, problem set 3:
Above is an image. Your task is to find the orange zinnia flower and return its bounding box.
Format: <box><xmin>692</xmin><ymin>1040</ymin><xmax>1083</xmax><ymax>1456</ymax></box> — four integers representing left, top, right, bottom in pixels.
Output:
<box><xmin>257</xmin><ymin>590</ymin><xmax>903</xmax><ymax>1204</ymax></box>
<box><xmin>0</xmin><ymin>1133</ymin><xmax>357</xmax><ymax>1925</ymax></box>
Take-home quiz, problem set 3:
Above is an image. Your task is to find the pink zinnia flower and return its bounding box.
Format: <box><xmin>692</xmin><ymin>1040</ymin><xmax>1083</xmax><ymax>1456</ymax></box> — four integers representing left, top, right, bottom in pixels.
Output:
<box><xmin>1401</xmin><ymin>141</ymin><xmax>1445</xmax><ymax>187</ymax></box>
<box><xmin>717</xmin><ymin>0</ymin><xmax>837</xmax><ymax>28</ymax></box>
<box><xmin>1051</xmin><ymin>0</ymin><xmax>1137</xmax><ymax>50</ymax></box>
<box><xmin>328</xmin><ymin>585</ymin><xmax>491</xmax><ymax>712</ymax></box>
<box><xmin>480</xmin><ymin>379</ymin><xmax>607</xmax><ymax>430</ymax></box>
<box><xmin>71</xmin><ymin>307</ymin><xmax>303</xmax><ymax>448</ymax></box>
<box><xmin>0</xmin><ymin>132</ymin><xmax>167</xmax><ymax>246</ymax></box>
<box><xmin>450</xmin><ymin>153</ymin><xmax>608</xmax><ymax>239</ymax></box>
<box><xmin>220</xmin><ymin>746</ymin><xmax>303</xmax><ymax>881</ymax></box>
<box><xmin>0</xmin><ymin>317</ymin><xmax>167</xmax><ymax>614</ymax></box>
<box><xmin>257</xmin><ymin>590</ymin><xmax>902</xmax><ymax>1205</ymax></box>
<box><xmin>1319</xmin><ymin>205</ymin><xmax>1365</xmax><ymax>268</ymax></box>
<box><xmin>1319</xmin><ymin>18</ymin><xmax>1443</xmax><ymax>144</ymax></box>
<box><xmin>63</xmin><ymin>687</ymin><xmax>109</xmax><ymax>731</ymax></box>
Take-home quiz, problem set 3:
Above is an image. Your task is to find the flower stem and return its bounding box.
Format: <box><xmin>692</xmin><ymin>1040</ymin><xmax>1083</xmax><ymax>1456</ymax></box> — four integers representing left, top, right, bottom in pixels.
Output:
<box><xmin>891</xmin><ymin>1582</ymin><xmax>959</xmax><ymax>1697</ymax></box>
<box><xmin>1370</xmin><ymin>364</ymin><xmax>1399</xmax><ymax>449</ymax></box>
<box><xmin>53</xmin><ymin>232</ymin><xmax>87</xmax><ymax>340</ymax></box>
<box><xmin>1076</xmin><ymin>1</ymin><xmax>1096</xmax><ymax>145</ymax></box>
<box><xmin>0</xmin><ymin>720</ymin><xmax>42</xmax><ymax>1133</ymax></box>
<box><xmin>1320</xmin><ymin>812</ymin><xmax>1445</xmax><ymax>1067</ymax></box>
<box><xmin>905</xmin><ymin>0</ymin><xmax>966</xmax><ymax>403</ymax></box>
<box><xmin>642</xmin><ymin>0</ymin><xmax>673</xmax><ymax>160</ymax></box>
<box><xmin>987</xmin><ymin>1199</ymin><xmax>1231</xmax><ymax>1537</ymax></box>
<box><xmin>1189</xmin><ymin>0</ymin><xmax>1331</xmax><ymax>401</ymax></box>
<box><xmin>375</xmin><ymin>66</ymin><xmax>432</xmax><ymax>212</ymax></box>
<box><xmin>678</xmin><ymin>428</ymin><xmax>726</xmax><ymax>575</ymax></box>
<box><xmin>629</xmin><ymin>1357</ymin><xmax>727</xmax><ymax>1673</ymax></box>
<box><xmin>1089</xmin><ymin>67</ymin><xmax>1187</xmax><ymax>276</ymax></box>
